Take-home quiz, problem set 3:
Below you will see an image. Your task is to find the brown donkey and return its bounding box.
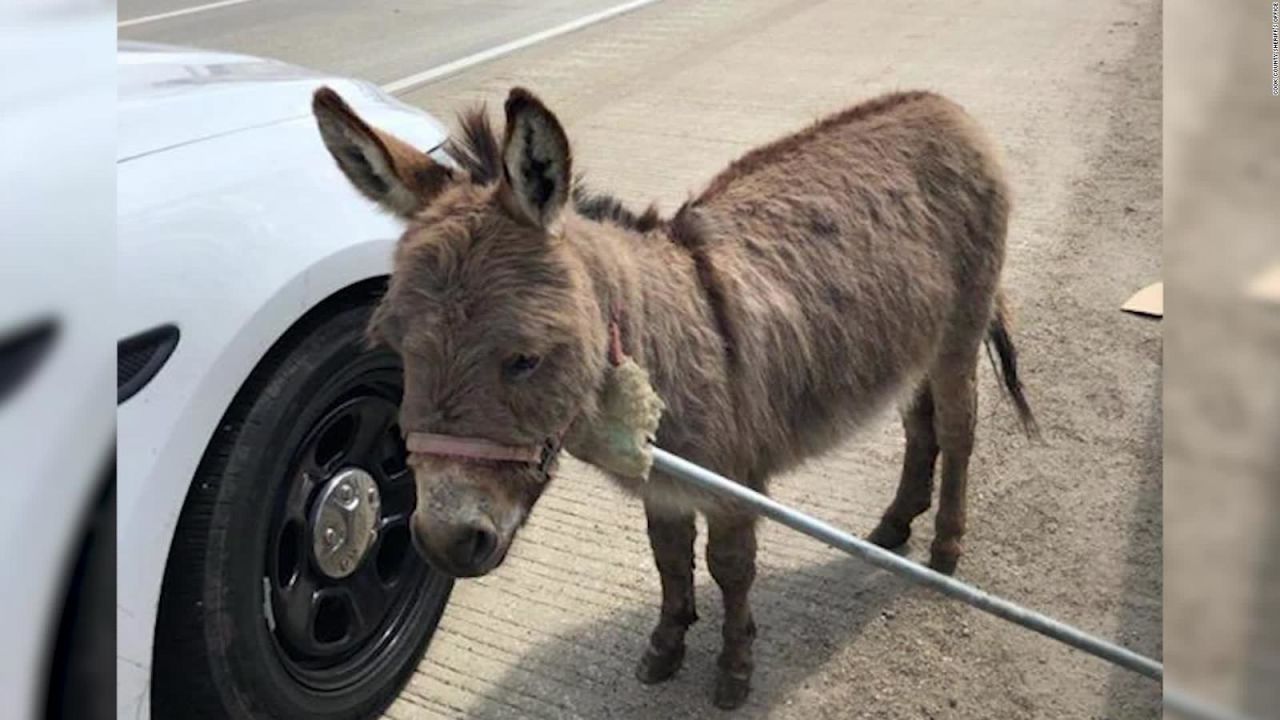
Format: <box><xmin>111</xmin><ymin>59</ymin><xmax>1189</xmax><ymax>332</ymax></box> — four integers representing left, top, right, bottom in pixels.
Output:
<box><xmin>312</xmin><ymin>86</ymin><xmax>1036</xmax><ymax>709</ymax></box>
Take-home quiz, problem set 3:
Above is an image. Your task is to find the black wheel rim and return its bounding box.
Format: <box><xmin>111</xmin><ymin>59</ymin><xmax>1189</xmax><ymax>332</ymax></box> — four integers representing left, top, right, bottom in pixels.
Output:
<box><xmin>263</xmin><ymin>357</ymin><xmax>441</xmax><ymax>691</ymax></box>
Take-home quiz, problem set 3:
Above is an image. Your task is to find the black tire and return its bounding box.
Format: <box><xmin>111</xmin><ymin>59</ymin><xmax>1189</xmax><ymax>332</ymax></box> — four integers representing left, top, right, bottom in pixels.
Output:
<box><xmin>153</xmin><ymin>301</ymin><xmax>452</xmax><ymax>720</ymax></box>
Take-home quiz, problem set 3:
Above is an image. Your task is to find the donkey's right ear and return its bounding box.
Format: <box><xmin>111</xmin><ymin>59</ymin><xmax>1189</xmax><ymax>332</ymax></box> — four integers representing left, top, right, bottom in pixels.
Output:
<box><xmin>312</xmin><ymin>87</ymin><xmax>453</xmax><ymax>218</ymax></box>
<box><xmin>499</xmin><ymin>87</ymin><xmax>571</xmax><ymax>229</ymax></box>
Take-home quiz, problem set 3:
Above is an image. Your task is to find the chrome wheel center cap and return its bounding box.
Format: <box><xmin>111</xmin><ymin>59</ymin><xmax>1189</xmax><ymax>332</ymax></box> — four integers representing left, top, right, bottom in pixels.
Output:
<box><xmin>311</xmin><ymin>468</ymin><xmax>381</xmax><ymax>579</ymax></box>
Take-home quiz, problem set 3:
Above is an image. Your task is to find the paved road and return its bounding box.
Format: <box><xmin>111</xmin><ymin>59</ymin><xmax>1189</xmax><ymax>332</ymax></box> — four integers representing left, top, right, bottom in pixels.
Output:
<box><xmin>123</xmin><ymin>1</ymin><xmax>1164</xmax><ymax>718</ymax></box>
<box><xmin>117</xmin><ymin>0</ymin><xmax>638</xmax><ymax>87</ymax></box>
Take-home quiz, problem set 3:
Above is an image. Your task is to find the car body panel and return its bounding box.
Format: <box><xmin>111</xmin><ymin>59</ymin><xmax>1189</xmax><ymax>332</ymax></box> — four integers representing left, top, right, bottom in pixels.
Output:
<box><xmin>0</xmin><ymin>9</ymin><xmax>115</xmax><ymax>719</ymax></box>
<box><xmin>115</xmin><ymin>45</ymin><xmax>442</xmax><ymax>720</ymax></box>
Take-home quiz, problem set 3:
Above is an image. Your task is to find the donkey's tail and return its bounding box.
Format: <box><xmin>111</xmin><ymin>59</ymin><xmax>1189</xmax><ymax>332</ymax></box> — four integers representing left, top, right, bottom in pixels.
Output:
<box><xmin>985</xmin><ymin>291</ymin><xmax>1040</xmax><ymax>439</ymax></box>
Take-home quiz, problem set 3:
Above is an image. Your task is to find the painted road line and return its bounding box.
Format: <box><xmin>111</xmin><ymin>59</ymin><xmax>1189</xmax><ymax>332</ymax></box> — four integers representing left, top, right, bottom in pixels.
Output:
<box><xmin>380</xmin><ymin>0</ymin><xmax>664</xmax><ymax>95</ymax></box>
<box><xmin>118</xmin><ymin>0</ymin><xmax>255</xmax><ymax>28</ymax></box>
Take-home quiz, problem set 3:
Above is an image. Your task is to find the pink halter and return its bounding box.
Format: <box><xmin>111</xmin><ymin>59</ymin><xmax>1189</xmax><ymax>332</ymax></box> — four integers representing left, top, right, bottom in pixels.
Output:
<box><xmin>403</xmin><ymin>303</ymin><xmax>628</xmax><ymax>478</ymax></box>
<box><xmin>405</xmin><ymin>433</ymin><xmax>547</xmax><ymax>464</ymax></box>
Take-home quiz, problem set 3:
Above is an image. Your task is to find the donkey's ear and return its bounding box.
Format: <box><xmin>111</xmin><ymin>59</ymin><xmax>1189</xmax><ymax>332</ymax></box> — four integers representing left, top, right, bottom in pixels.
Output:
<box><xmin>312</xmin><ymin>86</ymin><xmax>453</xmax><ymax>218</ymax></box>
<box><xmin>499</xmin><ymin>87</ymin><xmax>571</xmax><ymax>228</ymax></box>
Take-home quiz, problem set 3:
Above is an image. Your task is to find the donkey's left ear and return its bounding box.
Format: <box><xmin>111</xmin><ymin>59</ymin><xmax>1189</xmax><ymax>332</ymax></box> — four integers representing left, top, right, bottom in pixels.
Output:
<box><xmin>499</xmin><ymin>88</ymin><xmax>571</xmax><ymax>228</ymax></box>
<box><xmin>313</xmin><ymin>86</ymin><xmax>453</xmax><ymax>218</ymax></box>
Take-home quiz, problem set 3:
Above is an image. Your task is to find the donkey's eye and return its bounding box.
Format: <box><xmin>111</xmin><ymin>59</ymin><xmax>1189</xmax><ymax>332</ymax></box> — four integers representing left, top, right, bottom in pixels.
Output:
<box><xmin>503</xmin><ymin>353</ymin><xmax>541</xmax><ymax>379</ymax></box>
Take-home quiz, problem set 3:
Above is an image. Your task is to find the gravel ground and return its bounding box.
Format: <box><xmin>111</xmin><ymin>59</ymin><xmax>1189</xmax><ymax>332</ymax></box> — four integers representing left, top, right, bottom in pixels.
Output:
<box><xmin>377</xmin><ymin>0</ymin><xmax>1164</xmax><ymax>718</ymax></box>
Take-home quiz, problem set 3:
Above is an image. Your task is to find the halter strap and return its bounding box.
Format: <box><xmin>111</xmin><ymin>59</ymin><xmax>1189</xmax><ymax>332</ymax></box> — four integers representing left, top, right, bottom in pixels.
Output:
<box><xmin>405</xmin><ymin>431</ymin><xmax>562</xmax><ymax>479</ymax></box>
<box><xmin>405</xmin><ymin>433</ymin><xmax>544</xmax><ymax>464</ymax></box>
<box><xmin>403</xmin><ymin>303</ymin><xmax>628</xmax><ymax>478</ymax></box>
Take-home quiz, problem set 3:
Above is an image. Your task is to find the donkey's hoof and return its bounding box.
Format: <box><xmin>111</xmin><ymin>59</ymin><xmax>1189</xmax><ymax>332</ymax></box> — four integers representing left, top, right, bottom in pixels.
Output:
<box><xmin>928</xmin><ymin>543</ymin><xmax>961</xmax><ymax>575</ymax></box>
<box><xmin>713</xmin><ymin>670</ymin><xmax>751</xmax><ymax>710</ymax></box>
<box><xmin>636</xmin><ymin>643</ymin><xmax>685</xmax><ymax>684</ymax></box>
<box><xmin>868</xmin><ymin>519</ymin><xmax>911</xmax><ymax>550</ymax></box>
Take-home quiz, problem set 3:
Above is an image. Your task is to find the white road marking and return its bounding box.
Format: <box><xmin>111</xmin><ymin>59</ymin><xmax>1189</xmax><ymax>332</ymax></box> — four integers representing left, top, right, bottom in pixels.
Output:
<box><xmin>380</xmin><ymin>0</ymin><xmax>664</xmax><ymax>95</ymax></box>
<box><xmin>118</xmin><ymin>0</ymin><xmax>256</xmax><ymax>28</ymax></box>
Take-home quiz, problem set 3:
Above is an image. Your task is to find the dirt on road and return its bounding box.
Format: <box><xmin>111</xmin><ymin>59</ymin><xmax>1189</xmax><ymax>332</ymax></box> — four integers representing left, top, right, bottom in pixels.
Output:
<box><xmin>385</xmin><ymin>1</ymin><xmax>1163</xmax><ymax>718</ymax></box>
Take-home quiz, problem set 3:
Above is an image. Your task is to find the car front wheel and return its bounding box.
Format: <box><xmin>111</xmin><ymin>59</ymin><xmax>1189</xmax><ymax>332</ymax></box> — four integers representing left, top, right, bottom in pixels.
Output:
<box><xmin>153</xmin><ymin>301</ymin><xmax>452</xmax><ymax>719</ymax></box>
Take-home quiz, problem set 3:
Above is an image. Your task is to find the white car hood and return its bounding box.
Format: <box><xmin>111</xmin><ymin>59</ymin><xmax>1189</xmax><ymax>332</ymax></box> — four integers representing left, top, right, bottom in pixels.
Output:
<box><xmin>118</xmin><ymin>42</ymin><xmax>448</xmax><ymax>161</ymax></box>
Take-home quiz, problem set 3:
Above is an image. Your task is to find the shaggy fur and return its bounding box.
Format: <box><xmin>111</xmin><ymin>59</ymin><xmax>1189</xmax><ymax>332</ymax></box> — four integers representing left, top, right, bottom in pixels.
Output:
<box><xmin>312</xmin><ymin>86</ymin><xmax>1035</xmax><ymax>710</ymax></box>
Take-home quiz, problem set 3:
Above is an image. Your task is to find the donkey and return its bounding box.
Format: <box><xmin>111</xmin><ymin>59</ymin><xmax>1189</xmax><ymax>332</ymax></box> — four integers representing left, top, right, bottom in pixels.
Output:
<box><xmin>312</xmin><ymin>85</ymin><xmax>1036</xmax><ymax>709</ymax></box>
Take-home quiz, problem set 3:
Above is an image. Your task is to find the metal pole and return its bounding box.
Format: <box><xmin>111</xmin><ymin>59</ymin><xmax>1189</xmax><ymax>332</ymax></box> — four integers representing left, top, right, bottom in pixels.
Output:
<box><xmin>1164</xmin><ymin>688</ymin><xmax>1258</xmax><ymax>720</ymax></box>
<box><xmin>649</xmin><ymin>447</ymin><xmax>1164</xmax><ymax>681</ymax></box>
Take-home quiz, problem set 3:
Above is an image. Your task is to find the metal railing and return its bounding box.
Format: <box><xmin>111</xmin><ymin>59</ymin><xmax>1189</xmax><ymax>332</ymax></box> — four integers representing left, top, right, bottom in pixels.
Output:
<box><xmin>649</xmin><ymin>447</ymin><xmax>1248</xmax><ymax>720</ymax></box>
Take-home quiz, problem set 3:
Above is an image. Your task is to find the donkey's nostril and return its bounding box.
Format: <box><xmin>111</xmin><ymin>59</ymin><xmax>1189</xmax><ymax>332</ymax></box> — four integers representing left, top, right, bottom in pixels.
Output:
<box><xmin>446</xmin><ymin>523</ymin><xmax>498</xmax><ymax>572</ymax></box>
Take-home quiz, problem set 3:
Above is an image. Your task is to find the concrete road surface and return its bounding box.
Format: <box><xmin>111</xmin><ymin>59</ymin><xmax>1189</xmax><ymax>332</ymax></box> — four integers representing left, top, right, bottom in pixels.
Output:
<box><xmin>124</xmin><ymin>1</ymin><xmax>1163</xmax><ymax>718</ymax></box>
<box><xmin>117</xmin><ymin>0</ymin><xmax>640</xmax><ymax>87</ymax></box>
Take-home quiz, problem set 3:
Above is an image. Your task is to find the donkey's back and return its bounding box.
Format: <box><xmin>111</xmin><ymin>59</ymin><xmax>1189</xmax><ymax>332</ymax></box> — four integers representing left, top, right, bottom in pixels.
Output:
<box><xmin>668</xmin><ymin>91</ymin><xmax>1015</xmax><ymax>481</ymax></box>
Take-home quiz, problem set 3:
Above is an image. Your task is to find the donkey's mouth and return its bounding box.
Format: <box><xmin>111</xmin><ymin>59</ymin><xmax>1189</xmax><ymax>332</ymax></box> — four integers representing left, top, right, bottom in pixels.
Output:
<box><xmin>410</xmin><ymin>514</ymin><xmax>511</xmax><ymax>578</ymax></box>
<box><xmin>414</xmin><ymin>544</ymin><xmax>511</xmax><ymax>579</ymax></box>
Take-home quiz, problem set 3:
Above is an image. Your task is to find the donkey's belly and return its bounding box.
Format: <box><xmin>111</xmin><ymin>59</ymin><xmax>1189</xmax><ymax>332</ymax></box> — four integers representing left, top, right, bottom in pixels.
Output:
<box><xmin>628</xmin><ymin>365</ymin><xmax>919</xmax><ymax>513</ymax></box>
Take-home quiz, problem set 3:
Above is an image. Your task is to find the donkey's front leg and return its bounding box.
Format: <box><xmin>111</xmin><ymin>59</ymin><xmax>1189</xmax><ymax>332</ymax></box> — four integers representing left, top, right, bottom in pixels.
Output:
<box><xmin>707</xmin><ymin>512</ymin><xmax>758</xmax><ymax>710</ymax></box>
<box><xmin>637</xmin><ymin>500</ymin><xmax>698</xmax><ymax>684</ymax></box>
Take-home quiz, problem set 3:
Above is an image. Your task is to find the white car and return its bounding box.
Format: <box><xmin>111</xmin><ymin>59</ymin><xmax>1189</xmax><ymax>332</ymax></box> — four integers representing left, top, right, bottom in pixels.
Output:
<box><xmin>0</xmin><ymin>11</ymin><xmax>114</xmax><ymax>720</ymax></box>
<box><xmin>117</xmin><ymin>43</ymin><xmax>455</xmax><ymax>719</ymax></box>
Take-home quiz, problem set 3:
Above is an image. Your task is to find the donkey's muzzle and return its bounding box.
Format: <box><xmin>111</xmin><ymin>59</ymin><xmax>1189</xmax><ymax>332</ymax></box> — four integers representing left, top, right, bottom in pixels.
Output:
<box><xmin>411</xmin><ymin>514</ymin><xmax>501</xmax><ymax>578</ymax></box>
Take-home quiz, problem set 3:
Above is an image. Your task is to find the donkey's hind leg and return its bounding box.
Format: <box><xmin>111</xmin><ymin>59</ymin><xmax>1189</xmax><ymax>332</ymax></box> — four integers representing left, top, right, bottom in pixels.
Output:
<box><xmin>636</xmin><ymin>499</ymin><xmax>698</xmax><ymax>684</ymax></box>
<box><xmin>869</xmin><ymin>382</ymin><xmax>939</xmax><ymax>549</ymax></box>
<box><xmin>928</xmin><ymin>356</ymin><xmax>979</xmax><ymax>575</ymax></box>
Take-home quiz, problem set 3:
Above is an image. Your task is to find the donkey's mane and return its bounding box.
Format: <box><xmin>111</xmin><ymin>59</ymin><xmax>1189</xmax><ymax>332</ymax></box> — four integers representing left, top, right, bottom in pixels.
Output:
<box><xmin>571</xmin><ymin>184</ymin><xmax>662</xmax><ymax>233</ymax></box>
<box><xmin>444</xmin><ymin>106</ymin><xmax>503</xmax><ymax>185</ymax></box>
<box><xmin>444</xmin><ymin>105</ymin><xmax>662</xmax><ymax>233</ymax></box>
